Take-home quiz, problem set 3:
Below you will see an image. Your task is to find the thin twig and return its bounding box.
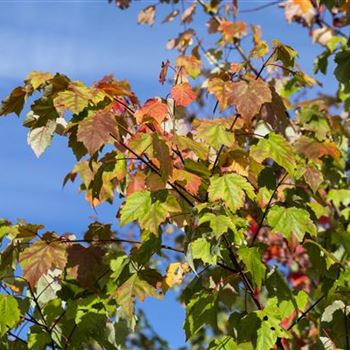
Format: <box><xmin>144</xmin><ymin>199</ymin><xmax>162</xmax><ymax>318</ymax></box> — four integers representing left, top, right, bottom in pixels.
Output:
<box><xmin>251</xmin><ymin>172</ymin><xmax>288</xmax><ymax>245</ymax></box>
<box><xmin>223</xmin><ymin>235</ymin><xmax>262</xmax><ymax>310</ymax></box>
<box><xmin>287</xmin><ymin>295</ymin><xmax>325</xmax><ymax>331</ymax></box>
<box><xmin>7</xmin><ymin>330</ymin><xmax>27</xmax><ymax>344</ymax></box>
<box><xmin>241</xmin><ymin>0</ymin><xmax>282</xmax><ymax>13</ymax></box>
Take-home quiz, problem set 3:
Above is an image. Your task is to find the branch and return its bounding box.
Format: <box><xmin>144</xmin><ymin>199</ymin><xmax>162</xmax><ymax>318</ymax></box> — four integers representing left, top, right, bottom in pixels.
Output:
<box><xmin>27</xmin><ymin>282</ymin><xmax>56</xmax><ymax>350</ymax></box>
<box><xmin>287</xmin><ymin>295</ymin><xmax>325</xmax><ymax>331</ymax></box>
<box><xmin>241</xmin><ymin>0</ymin><xmax>282</xmax><ymax>13</ymax></box>
<box><xmin>110</xmin><ymin>133</ymin><xmax>197</xmax><ymax>207</ymax></box>
<box><xmin>251</xmin><ymin>172</ymin><xmax>288</xmax><ymax>245</ymax></box>
<box><xmin>7</xmin><ymin>329</ymin><xmax>27</xmax><ymax>344</ymax></box>
<box><xmin>255</xmin><ymin>47</ymin><xmax>279</xmax><ymax>80</ymax></box>
<box><xmin>223</xmin><ymin>235</ymin><xmax>262</xmax><ymax>310</ymax></box>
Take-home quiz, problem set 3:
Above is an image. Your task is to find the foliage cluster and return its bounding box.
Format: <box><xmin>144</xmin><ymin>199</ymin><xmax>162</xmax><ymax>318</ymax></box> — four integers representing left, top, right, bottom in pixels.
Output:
<box><xmin>0</xmin><ymin>0</ymin><xmax>350</xmax><ymax>349</ymax></box>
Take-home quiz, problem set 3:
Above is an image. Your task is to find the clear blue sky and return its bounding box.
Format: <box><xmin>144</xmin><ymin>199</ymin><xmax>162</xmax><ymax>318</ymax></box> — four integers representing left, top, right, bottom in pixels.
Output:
<box><xmin>0</xmin><ymin>1</ymin><xmax>334</xmax><ymax>348</ymax></box>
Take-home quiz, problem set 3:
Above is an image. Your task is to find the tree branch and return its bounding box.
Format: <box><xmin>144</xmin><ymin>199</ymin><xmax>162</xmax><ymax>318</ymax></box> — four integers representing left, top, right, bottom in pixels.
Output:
<box><xmin>223</xmin><ymin>234</ymin><xmax>262</xmax><ymax>310</ymax></box>
<box><xmin>251</xmin><ymin>172</ymin><xmax>288</xmax><ymax>245</ymax></box>
<box><xmin>287</xmin><ymin>295</ymin><xmax>325</xmax><ymax>331</ymax></box>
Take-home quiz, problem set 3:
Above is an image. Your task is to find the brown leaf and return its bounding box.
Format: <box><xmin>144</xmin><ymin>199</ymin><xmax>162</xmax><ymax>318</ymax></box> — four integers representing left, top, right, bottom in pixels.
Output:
<box><xmin>77</xmin><ymin>108</ymin><xmax>118</xmax><ymax>155</ymax></box>
<box><xmin>159</xmin><ymin>60</ymin><xmax>170</xmax><ymax>85</ymax></box>
<box><xmin>66</xmin><ymin>245</ymin><xmax>104</xmax><ymax>290</ymax></box>
<box><xmin>138</xmin><ymin>5</ymin><xmax>156</xmax><ymax>26</ymax></box>
<box><xmin>19</xmin><ymin>233</ymin><xmax>67</xmax><ymax>288</ymax></box>
<box><xmin>229</xmin><ymin>79</ymin><xmax>272</xmax><ymax>124</ymax></box>
<box><xmin>295</xmin><ymin>136</ymin><xmax>341</xmax><ymax>160</ymax></box>
<box><xmin>258</xmin><ymin>87</ymin><xmax>291</xmax><ymax>134</ymax></box>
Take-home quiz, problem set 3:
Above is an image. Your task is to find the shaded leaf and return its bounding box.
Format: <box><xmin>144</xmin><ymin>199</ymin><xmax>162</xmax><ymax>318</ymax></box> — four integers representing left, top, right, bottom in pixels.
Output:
<box><xmin>238</xmin><ymin>247</ymin><xmax>266</xmax><ymax>289</ymax></box>
<box><xmin>0</xmin><ymin>87</ymin><xmax>27</xmax><ymax>117</ymax></box>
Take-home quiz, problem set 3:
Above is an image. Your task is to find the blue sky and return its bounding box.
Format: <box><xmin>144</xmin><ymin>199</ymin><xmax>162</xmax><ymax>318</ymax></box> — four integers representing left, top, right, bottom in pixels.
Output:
<box><xmin>0</xmin><ymin>1</ymin><xmax>335</xmax><ymax>348</ymax></box>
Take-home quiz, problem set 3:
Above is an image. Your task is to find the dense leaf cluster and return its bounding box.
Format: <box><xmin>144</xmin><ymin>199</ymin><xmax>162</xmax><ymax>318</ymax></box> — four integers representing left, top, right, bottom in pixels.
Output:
<box><xmin>0</xmin><ymin>0</ymin><xmax>349</xmax><ymax>349</ymax></box>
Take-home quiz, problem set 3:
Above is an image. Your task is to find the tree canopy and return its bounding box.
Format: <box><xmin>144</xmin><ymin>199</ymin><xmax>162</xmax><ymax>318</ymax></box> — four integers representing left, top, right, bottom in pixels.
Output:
<box><xmin>0</xmin><ymin>1</ymin><xmax>350</xmax><ymax>349</ymax></box>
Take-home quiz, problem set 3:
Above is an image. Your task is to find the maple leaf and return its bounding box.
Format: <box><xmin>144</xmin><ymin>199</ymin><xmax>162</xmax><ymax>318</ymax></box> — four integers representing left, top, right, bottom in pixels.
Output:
<box><xmin>295</xmin><ymin>136</ymin><xmax>340</xmax><ymax>160</ymax></box>
<box><xmin>208</xmin><ymin>173</ymin><xmax>255</xmax><ymax>212</ymax></box>
<box><xmin>0</xmin><ymin>295</ymin><xmax>21</xmax><ymax>336</ymax></box>
<box><xmin>172</xmin><ymin>169</ymin><xmax>201</xmax><ymax>195</ymax></box>
<box><xmin>76</xmin><ymin>108</ymin><xmax>118</xmax><ymax>155</ymax></box>
<box><xmin>218</xmin><ymin>20</ymin><xmax>247</xmax><ymax>42</ymax></box>
<box><xmin>114</xmin><ymin>273</ymin><xmax>162</xmax><ymax>319</ymax></box>
<box><xmin>238</xmin><ymin>246</ymin><xmax>266</xmax><ymax>289</ymax></box>
<box><xmin>302</xmin><ymin>164</ymin><xmax>323</xmax><ymax>193</ymax></box>
<box><xmin>250</xmin><ymin>132</ymin><xmax>296</xmax><ymax>175</ymax></box>
<box><xmin>193</xmin><ymin>118</ymin><xmax>234</xmax><ymax>150</ymax></box>
<box><xmin>267</xmin><ymin>206</ymin><xmax>317</xmax><ymax>241</ymax></box>
<box><xmin>25</xmin><ymin>71</ymin><xmax>53</xmax><ymax>90</ymax></box>
<box><xmin>257</xmin><ymin>87</ymin><xmax>291</xmax><ymax>134</ymax></box>
<box><xmin>176</xmin><ymin>55</ymin><xmax>202</xmax><ymax>79</ymax></box>
<box><xmin>207</xmin><ymin>78</ymin><xmax>234</xmax><ymax>112</ymax></box>
<box><xmin>281</xmin><ymin>0</ymin><xmax>316</xmax><ymax>26</ymax></box>
<box><xmin>198</xmin><ymin>213</ymin><xmax>236</xmax><ymax>238</ymax></box>
<box><xmin>19</xmin><ymin>233</ymin><xmax>67</xmax><ymax>288</ymax></box>
<box><xmin>66</xmin><ymin>245</ymin><xmax>104</xmax><ymax>290</ymax></box>
<box><xmin>152</xmin><ymin>134</ymin><xmax>173</xmax><ymax>182</ymax></box>
<box><xmin>229</xmin><ymin>79</ymin><xmax>272</xmax><ymax>124</ymax></box>
<box><xmin>138</xmin><ymin>5</ymin><xmax>156</xmax><ymax>26</ymax></box>
<box><xmin>0</xmin><ymin>86</ymin><xmax>27</xmax><ymax>116</ymax></box>
<box><xmin>135</xmin><ymin>98</ymin><xmax>168</xmax><ymax>124</ymax></box>
<box><xmin>184</xmin><ymin>290</ymin><xmax>218</xmax><ymax>339</ymax></box>
<box><xmin>172</xmin><ymin>134</ymin><xmax>208</xmax><ymax>160</ymax></box>
<box><xmin>171</xmin><ymin>83</ymin><xmax>196</xmax><ymax>107</ymax></box>
<box><xmin>27</xmin><ymin>119</ymin><xmax>57</xmax><ymax>157</ymax></box>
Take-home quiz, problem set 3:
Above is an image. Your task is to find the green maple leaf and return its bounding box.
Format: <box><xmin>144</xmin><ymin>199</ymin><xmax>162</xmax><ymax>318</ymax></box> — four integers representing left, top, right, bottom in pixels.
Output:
<box><xmin>334</xmin><ymin>49</ymin><xmax>350</xmax><ymax>83</ymax></box>
<box><xmin>194</xmin><ymin>119</ymin><xmax>234</xmax><ymax>149</ymax></box>
<box><xmin>198</xmin><ymin>213</ymin><xmax>236</xmax><ymax>238</ymax></box>
<box><xmin>120</xmin><ymin>191</ymin><xmax>151</xmax><ymax>226</ymax></box>
<box><xmin>184</xmin><ymin>290</ymin><xmax>218</xmax><ymax>339</ymax></box>
<box><xmin>250</xmin><ymin>132</ymin><xmax>296</xmax><ymax>175</ymax></box>
<box><xmin>190</xmin><ymin>237</ymin><xmax>217</xmax><ymax>265</ymax></box>
<box><xmin>0</xmin><ymin>294</ymin><xmax>21</xmax><ymax>336</ymax></box>
<box><xmin>120</xmin><ymin>191</ymin><xmax>179</xmax><ymax>234</ymax></box>
<box><xmin>19</xmin><ymin>233</ymin><xmax>67</xmax><ymax>288</ymax></box>
<box><xmin>256</xmin><ymin>298</ymin><xmax>290</xmax><ymax>350</ymax></box>
<box><xmin>77</xmin><ymin>109</ymin><xmax>119</xmax><ymax>155</ymax></box>
<box><xmin>267</xmin><ymin>206</ymin><xmax>317</xmax><ymax>241</ymax></box>
<box><xmin>208</xmin><ymin>174</ymin><xmax>255</xmax><ymax>212</ymax></box>
<box><xmin>238</xmin><ymin>246</ymin><xmax>266</xmax><ymax>289</ymax></box>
